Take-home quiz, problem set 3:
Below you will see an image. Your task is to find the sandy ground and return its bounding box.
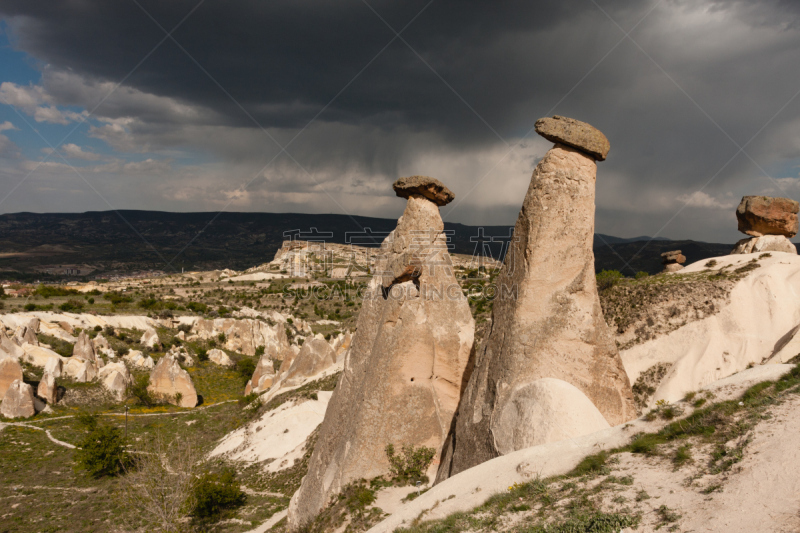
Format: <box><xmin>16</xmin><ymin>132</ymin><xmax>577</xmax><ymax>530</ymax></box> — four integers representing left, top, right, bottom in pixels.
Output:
<box><xmin>611</xmin><ymin>392</ymin><xmax>800</xmax><ymax>532</ymax></box>
<box><xmin>367</xmin><ymin>365</ymin><xmax>796</xmax><ymax>533</ymax></box>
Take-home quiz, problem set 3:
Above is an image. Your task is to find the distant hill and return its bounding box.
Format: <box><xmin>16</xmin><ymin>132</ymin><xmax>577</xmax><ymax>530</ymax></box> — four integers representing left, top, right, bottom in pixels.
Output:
<box><xmin>0</xmin><ymin>210</ymin><xmax>752</xmax><ymax>278</ymax></box>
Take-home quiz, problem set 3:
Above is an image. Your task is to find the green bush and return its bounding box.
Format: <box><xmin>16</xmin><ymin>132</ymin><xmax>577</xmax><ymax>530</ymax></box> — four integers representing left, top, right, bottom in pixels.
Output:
<box><xmin>254</xmin><ymin>345</ymin><xmax>265</xmax><ymax>357</ymax></box>
<box><xmin>196</xmin><ymin>348</ymin><xmax>209</xmax><ymax>362</ymax></box>
<box><xmin>59</xmin><ymin>299</ymin><xmax>85</xmax><ymax>312</ymax></box>
<box><xmin>635</xmin><ymin>271</ymin><xmax>649</xmax><ymax>279</ymax></box>
<box><xmin>74</xmin><ymin>414</ymin><xmax>130</xmax><ymax>478</ymax></box>
<box><xmin>385</xmin><ymin>444</ymin><xmax>436</xmax><ymax>485</ymax></box>
<box><xmin>24</xmin><ymin>303</ymin><xmax>35</xmax><ymax>311</ymax></box>
<box><xmin>130</xmin><ymin>373</ymin><xmax>156</xmax><ymax>406</ymax></box>
<box><xmin>237</xmin><ymin>358</ymin><xmax>256</xmax><ymax>383</ymax></box>
<box><xmin>35</xmin><ymin>284</ymin><xmax>79</xmax><ymax>298</ymax></box>
<box><xmin>177</xmin><ymin>323</ymin><xmax>192</xmax><ymax>334</ymax></box>
<box><xmin>596</xmin><ymin>270</ymin><xmax>624</xmax><ymax>291</ymax></box>
<box><xmin>186</xmin><ymin>301</ymin><xmax>208</xmax><ymax>314</ymax></box>
<box><xmin>103</xmin><ymin>292</ymin><xmax>133</xmax><ymax>305</ymax></box>
<box><xmin>190</xmin><ymin>468</ymin><xmax>246</xmax><ymax>521</ymax></box>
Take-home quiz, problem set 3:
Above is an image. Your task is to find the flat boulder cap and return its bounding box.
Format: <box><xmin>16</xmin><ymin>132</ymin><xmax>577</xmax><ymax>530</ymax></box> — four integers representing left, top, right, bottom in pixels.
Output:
<box><xmin>393</xmin><ymin>175</ymin><xmax>455</xmax><ymax>206</ymax></box>
<box><xmin>534</xmin><ymin>116</ymin><xmax>611</xmax><ymax>161</ymax></box>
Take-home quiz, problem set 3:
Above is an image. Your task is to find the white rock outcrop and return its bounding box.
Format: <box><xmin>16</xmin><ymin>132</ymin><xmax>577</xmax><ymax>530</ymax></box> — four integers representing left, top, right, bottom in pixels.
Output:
<box><xmin>622</xmin><ymin>253</ymin><xmax>800</xmax><ymax>407</ymax></box>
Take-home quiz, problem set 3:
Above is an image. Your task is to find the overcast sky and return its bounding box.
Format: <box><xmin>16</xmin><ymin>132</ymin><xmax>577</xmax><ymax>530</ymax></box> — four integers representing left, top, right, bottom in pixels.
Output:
<box><xmin>1</xmin><ymin>0</ymin><xmax>800</xmax><ymax>243</ymax></box>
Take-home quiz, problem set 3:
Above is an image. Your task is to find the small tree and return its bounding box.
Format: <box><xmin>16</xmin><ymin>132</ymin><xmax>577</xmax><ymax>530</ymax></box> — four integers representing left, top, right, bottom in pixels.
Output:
<box><xmin>74</xmin><ymin>414</ymin><xmax>130</xmax><ymax>478</ymax></box>
<box><xmin>236</xmin><ymin>358</ymin><xmax>256</xmax><ymax>383</ymax></box>
<box><xmin>122</xmin><ymin>435</ymin><xmax>199</xmax><ymax>533</ymax></box>
<box><xmin>130</xmin><ymin>373</ymin><xmax>155</xmax><ymax>406</ymax></box>
<box><xmin>190</xmin><ymin>468</ymin><xmax>246</xmax><ymax>523</ymax></box>
<box><xmin>385</xmin><ymin>444</ymin><xmax>436</xmax><ymax>486</ymax></box>
<box><xmin>596</xmin><ymin>270</ymin><xmax>624</xmax><ymax>291</ymax></box>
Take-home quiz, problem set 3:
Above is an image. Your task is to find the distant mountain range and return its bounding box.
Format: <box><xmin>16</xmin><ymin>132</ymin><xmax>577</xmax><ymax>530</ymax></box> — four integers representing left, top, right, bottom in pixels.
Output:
<box><xmin>0</xmin><ymin>210</ymin><xmax>755</xmax><ymax>279</ymax></box>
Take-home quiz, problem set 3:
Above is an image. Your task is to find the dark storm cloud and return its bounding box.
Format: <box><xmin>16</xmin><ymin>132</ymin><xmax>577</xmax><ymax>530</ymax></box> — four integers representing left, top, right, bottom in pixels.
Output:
<box><xmin>3</xmin><ymin>0</ymin><xmax>800</xmax><ymax>242</ymax></box>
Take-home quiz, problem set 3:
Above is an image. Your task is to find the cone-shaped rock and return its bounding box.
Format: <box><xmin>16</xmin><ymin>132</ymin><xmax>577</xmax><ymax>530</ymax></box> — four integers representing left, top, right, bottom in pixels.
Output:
<box><xmin>147</xmin><ymin>354</ymin><xmax>197</xmax><ymax>408</ymax></box>
<box><xmin>287</xmin><ymin>177</ymin><xmax>475</xmax><ymax>528</ymax></box>
<box><xmin>37</xmin><ymin>372</ymin><xmax>57</xmax><ymax>404</ymax></box>
<box><xmin>0</xmin><ymin>357</ymin><xmax>23</xmax><ymax>398</ymax></box>
<box><xmin>72</xmin><ymin>331</ymin><xmax>97</xmax><ymax>362</ymax></box>
<box><xmin>1</xmin><ymin>379</ymin><xmax>35</xmax><ymax>419</ymax></box>
<box><xmin>437</xmin><ymin>127</ymin><xmax>635</xmax><ymax>482</ymax></box>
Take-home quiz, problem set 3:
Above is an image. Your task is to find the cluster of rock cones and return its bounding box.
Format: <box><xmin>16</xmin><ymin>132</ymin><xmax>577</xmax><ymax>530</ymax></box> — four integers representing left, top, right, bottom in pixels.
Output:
<box><xmin>288</xmin><ymin>116</ymin><xmax>637</xmax><ymax>527</ymax></box>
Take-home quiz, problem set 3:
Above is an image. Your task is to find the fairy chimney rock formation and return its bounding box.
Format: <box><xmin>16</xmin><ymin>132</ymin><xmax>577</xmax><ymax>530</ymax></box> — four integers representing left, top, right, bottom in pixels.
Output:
<box><xmin>436</xmin><ymin>117</ymin><xmax>635</xmax><ymax>482</ymax></box>
<box><xmin>662</xmin><ymin>250</ymin><xmax>686</xmax><ymax>273</ymax></box>
<box><xmin>147</xmin><ymin>354</ymin><xmax>198</xmax><ymax>408</ymax></box>
<box><xmin>287</xmin><ymin>176</ymin><xmax>475</xmax><ymax>529</ymax></box>
<box><xmin>732</xmin><ymin>196</ymin><xmax>799</xmax><ymax>255</ymax></box>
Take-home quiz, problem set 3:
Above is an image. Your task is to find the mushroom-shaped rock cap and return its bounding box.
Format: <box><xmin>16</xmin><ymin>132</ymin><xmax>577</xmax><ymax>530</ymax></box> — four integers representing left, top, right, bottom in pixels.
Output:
<box><xmin>393</xmin><ymin>175</ymin><xmax>455</xmax><ymax>206</ymax></box>
<box><xmin>534</xmin><ymin>116</ymin><xmax>611</xmax><ymax>161</ymax></box>
<box><xmin>736</xmin><ymin>196</ymin><xmax>800</xmax><ymax>237</ymax></box>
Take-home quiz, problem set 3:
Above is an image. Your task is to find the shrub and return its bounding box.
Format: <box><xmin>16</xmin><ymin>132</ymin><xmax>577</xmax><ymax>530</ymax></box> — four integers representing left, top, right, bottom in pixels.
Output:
<box><xmin>87</xmin><ymin>297</ymin><xmax>95</xmax><ymax>304</ymax></box>
<box><xmin>254</xmin><ymin>345</ymin><xmax>265</xmax><ymax>357</ymax></box>
<box><xmin>635</xmin><ymin>271</ymin><xmax>649</xmax><ymax>279</ymax></box>
<box><xmin>104</xmin><ymin>292</ymin><xmax>133</xmax><ymax>305</ymax></box>
<box><xmin>596</xmin><ymin>270</ymin><xmax>624</xmax><ymax>291</ymax></box>
<box><xmin>186</xmin><ymin>301</ymin><xmax>208</xmax><ymax>314</ymax></box>
<box><xmin>196</xmin><ymin>348</ymin><xmax>209</xmax><ymax>362</ymax></box>
<box><xmin>217</xmin><ymin>332</ymin><xmax>226</xmax><ymax>343</ymax></box>
<box><xmin>130</xmin><ymin>373</ymin><xmax>156</xmax><ymax>406</ymax></box>
<box><xmin>190</xmin><ymin>468</ymin><xmax>246</xmax><ymax>521</ymax></box>
<box><xmin>177</xmin><ymin>323</ymin><xmax>192</xmax><ymax>334</ymax></box>
<box><xmin>385</xmin><ymin>444</ymin><xmax>436</xmax><ymax>485</ymax></box>
<box><xmin>59</xmin><ymin>299</ymin><xmax>85</xmax><ymax>312</ymax></box>
<box><xmin>24</xmin><ymin>303</ymin><xmax>35</xmax><ymax>311</ymax></box>
<box><xmin>74</xmin><ymin>414</ymin><xmax>130</xmax><ymax>478</ymax></box>
<box><xmin>237</xmin><ymin>358</ymin><xmax>256</xmax><ymax>383</ymax></box>
<box><xmin>35</xmin><ymin>284</ymin><xmax>79</xmax><ymax>298</ymax></box>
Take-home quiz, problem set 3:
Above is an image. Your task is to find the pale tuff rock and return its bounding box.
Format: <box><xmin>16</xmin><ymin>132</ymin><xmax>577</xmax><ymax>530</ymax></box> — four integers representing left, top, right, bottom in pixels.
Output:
<box><xmin>23</xmin><ymin>345</ymin><xmax>64</xmax><ymax>368</ymax></box>
<box><xmin>1</xmin><ymin>380</ymin><xmax>35</xmax><ymax>419</ymax></box>
<box><xmin>490</xmin><ymin>378</ymin><xmax>610</xmax><ymax>451</ymax></box>
<box><xmin>245</xmin><ymin>355</ymin><xmax>276</xmax><ymax>395</ymax></box>
<box><xmin>44</xmin><ymin>356</ymin><xmax>63</xmax><ymax>378</ymax></box>
<box><xmin>147</xmin><ymin>354</ymin><xmax>198</xmax><ymax>408</ymax></box>
<box><xmin>392</xmin><ymin>175</ymin><xmax>455</xmax><ymax>206</ymax></box>
<box><xmin>0</xmin><ymin>331</ymin><xmax>25</xmax><ymax>359</ymax></box>
<box><xmin>732</xmin><ymin>235</ymin><xmax>797</xmax><ymax>255</ymax></box>
<box><xmin>98</xmin><ymin>362</ymin><xmax>130</xmax><ymax>401</ymax></box>
<box><xmin>0</xmin><ymin>357</ymin><xmax>23</xmax><ymax>398</ymax></box>
<box><xmin>26</xmin><ymin>317</ymin><xmax>40</xmax><ymax>334</ymax></box>
<box><xmin>283</xmin><ymin>338</ymin><xmax>336</xmax><ymax>387</ymax></box>
<box><xmin>58</xmin><ymin>321</ymin><xmax>74</xmax><ymax>335</ymax></box>
<box><xmin>736</xmin><ymin>195</ymin><xmax>799</xmax><ymax>237</ymax></box>
<box><xmin>92</xmin><ymin>334</ymin><xmax>110</xmax><ymax>351</ymax></box>
<box><xmin>438</xmin><ymin>137</ymin><xmax>635</xmax><ymax>482</ymax></box>
<box><xmin>123</xmin><ymin>349</ymin><xmax>155</xmax><ymax>370</ymax></box>
<box><xmin>37</xmin><ymin>372</ymin><xmax>57</xmax><ymax>404</ymax></box>
<box><xmin>207</xmin><ymin>348</ymin><xmax>234</xmax><ymax>367</ymax></box>
<box><xmin>192</xmin><ymin>318</ymin><xmax>289</xmax><ymax>357</ymax></box>
<box><xmin>16</xmin><ymin>326</ymin><xmax>38</xmax><ymax>346</ymax></box>
<box><xmin>140</xmin><ymin>328</ymin><xmax>160</xmax><ymax>349</ymax></box>
<box><xmin>534</xmin><ymin>115</ymin><xmax>611</xmax><ymax>161</ymax></box>
<box><xmin>72</xmin><ymin>331</ymin><xmax>97</xmax><ymax>362</ymax></box>
<box><xmin>288</xmin><ymin>183</ymin><xmax>475</xmax><ymax>528</ymax></box>
<box><xmin>175</xmin><ymin>330</ymin><xmax>186</xmax><ymax>341</ymax></box>
<box><xmin>64</xmin><ymin>357</ymin><xmax>97</xmax><ymax>383</ymax></box>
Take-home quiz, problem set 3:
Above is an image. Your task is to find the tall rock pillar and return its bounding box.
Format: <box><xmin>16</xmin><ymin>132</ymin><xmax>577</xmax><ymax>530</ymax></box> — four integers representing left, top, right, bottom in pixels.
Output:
<box><xmin>438</xmin><ymin>116</ymin><xmax>636</xmax><ymax>481</ymax></box>
<box><xmin>287</xmin><ymin>176</ymin><xmax>475</xmax><ymax>528</ymax></box>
